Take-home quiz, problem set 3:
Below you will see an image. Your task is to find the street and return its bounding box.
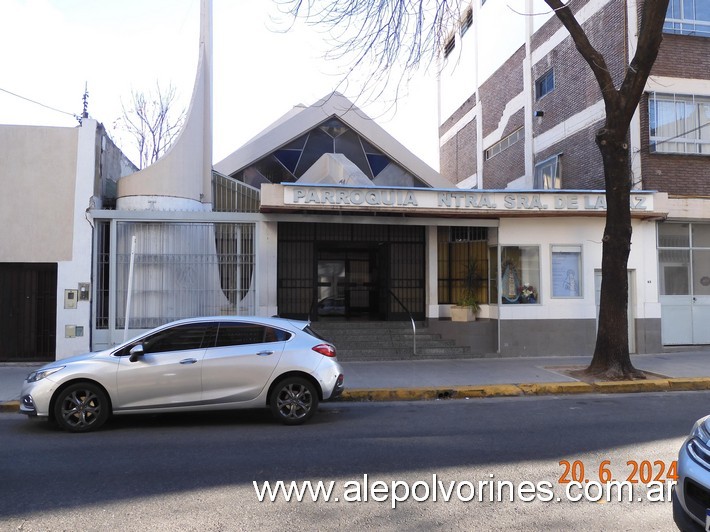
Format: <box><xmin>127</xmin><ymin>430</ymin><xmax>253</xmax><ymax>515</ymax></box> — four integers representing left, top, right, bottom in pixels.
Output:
<box><xmin>1</xmin><ymin>391</ymin><xmax>706</xmax><ymax>530</ymax></box>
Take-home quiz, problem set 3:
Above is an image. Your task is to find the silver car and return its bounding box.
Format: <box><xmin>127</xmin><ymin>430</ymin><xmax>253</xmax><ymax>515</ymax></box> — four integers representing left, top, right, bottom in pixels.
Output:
<box><xmin>673</xmin><ymin>415</ymin><xmax>710</xmax><ymax>531</ymax></box>
<box><xmin>20</xmin><ymin>317</ymin><xmax>344</xmax><ymax>432</ymax></box>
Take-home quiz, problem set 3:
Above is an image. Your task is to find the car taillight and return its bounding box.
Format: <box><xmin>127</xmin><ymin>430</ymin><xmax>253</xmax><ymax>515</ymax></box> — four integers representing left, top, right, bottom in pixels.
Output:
<box><xmin>312</xmin><ymin>343</ymin><xmax>336</xmax><ymax>357</ymax></box>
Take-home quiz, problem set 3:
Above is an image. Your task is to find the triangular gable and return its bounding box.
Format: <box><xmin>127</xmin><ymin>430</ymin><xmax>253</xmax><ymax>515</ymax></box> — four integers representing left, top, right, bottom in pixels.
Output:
<box><xmin>214</xmin><ymin>92</ymin><xmax>449</xmax><ymax>188</ymax></box>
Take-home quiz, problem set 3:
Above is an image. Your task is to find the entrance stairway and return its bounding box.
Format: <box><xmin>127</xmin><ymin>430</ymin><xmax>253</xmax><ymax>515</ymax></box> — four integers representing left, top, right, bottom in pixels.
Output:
<box><xmin>310</xmin><ymin>321</ymin><xmax>490</xmax><ymax>361</ymax></box>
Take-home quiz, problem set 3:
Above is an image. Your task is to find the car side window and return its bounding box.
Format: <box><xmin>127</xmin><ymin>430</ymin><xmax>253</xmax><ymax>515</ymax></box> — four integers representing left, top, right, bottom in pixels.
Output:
<box><xmin>108</xmin><ymin>322</ymin><xmax>217</xmax><ymax>357</ymax></box>
<box><xmin>267</xmin><ymin>327</ymin><xmax>292</xmax><ymax>342</ymax></box>
<box><xmin>215</xmin><ymin>323</ymin><xmax>291</xmax><ymax>347</ymax></box>
<box><xmin>140</xmin><ymin>323</ymin><xmax>217</xmax><ymax>354</ymax></box>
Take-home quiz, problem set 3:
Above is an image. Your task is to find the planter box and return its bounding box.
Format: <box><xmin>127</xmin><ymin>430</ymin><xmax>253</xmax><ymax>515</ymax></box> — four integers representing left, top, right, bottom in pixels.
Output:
<box><xmin>451</xmin><ymin>305</ymin><xmax>476</xmax><ymax>322</ymax></box>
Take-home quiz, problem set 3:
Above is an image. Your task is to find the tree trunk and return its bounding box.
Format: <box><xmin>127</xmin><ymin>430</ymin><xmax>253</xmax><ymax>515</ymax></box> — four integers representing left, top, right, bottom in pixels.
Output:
<box><xmin>586</xmin><ymin>127</ymin><xmax>645</xmax><ymax>380</ymax></box>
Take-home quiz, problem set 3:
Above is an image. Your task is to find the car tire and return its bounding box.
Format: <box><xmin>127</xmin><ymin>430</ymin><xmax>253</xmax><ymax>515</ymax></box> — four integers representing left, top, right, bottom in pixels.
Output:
<box><xmin>53</xmin><ymin>382</ymin><xmax>110</xmax><ymax>433</ymax></box>
<box><xmin>269</xmin><ymin>377</ymin><xmax>319</xmax><ymax>425</ymax></box>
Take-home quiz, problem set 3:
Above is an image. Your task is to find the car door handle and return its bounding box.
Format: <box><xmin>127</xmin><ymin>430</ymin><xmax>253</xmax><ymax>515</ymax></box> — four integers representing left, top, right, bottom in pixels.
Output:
<box><xmin>257</xmin><ymin>350</ymin><xmax>274</xmax><ymax>356</ymax></box>
<box><xmin>180</xmin><ymin>358</ymin><xmax>198</xmax><ymax>364</ymax></box>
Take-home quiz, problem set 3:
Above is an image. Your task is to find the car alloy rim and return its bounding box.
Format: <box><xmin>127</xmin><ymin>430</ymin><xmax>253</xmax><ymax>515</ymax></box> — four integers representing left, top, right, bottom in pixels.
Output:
<box><xmin>275</xmin><ymin>383</ymin><xmax>313</xmax><ymax>419</ymax></box>
<box><xmin>60</xmin><ymin>389</ymin><xmax>102</xmax><ymax>428</ymax></box>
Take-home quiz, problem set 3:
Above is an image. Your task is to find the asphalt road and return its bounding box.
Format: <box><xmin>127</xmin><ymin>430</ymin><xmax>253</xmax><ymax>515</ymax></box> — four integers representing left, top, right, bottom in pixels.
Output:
<box><xmin>1</xmin><ymin>391</ymin><xmax>707</xmax><ymax>531</ymax></box>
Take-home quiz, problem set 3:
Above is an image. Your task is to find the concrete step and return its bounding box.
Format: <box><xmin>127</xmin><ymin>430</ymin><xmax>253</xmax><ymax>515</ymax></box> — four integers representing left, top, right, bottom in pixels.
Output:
<box><xmin>336</xmin><ymin>348</ymin><xmax>483</xmax><ymax>361</ymax></box>
<box><xmin>311</xmin><ymin>321</ymin><xmax>478</xmax><ymax>361</ymax></box>
<box><xmin>338</xmin><ymin>345</ymin><xmax>470</xmax><ymax>356</ymax></box>
<box><xmin>314</xmin><ymin>321</ymin><xmax>423</xmax><ymax>328</ymax></box>
<box><xmin>317</xmin><ymin>332</ymin><xmax>444</xmax><ymax>343</ymax></box>
<box><xmin>330</xmin><ymin>339</ymin><xmax>455</xmax><ymax>350</ymax></box>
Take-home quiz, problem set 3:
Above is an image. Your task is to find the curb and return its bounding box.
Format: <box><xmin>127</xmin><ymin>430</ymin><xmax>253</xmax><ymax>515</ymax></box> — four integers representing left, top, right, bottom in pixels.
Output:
<box><xmin>0</xmin><ymin>401</ymin><xmax>19</xmax><ymax>413</ymax></box>
<box><xmin>339</xmin><ymin>377</ymin><xmax>710</xmax><ymax>402</ymax></box>
<box><xmin>3</xmin><ymin>378</ymin><xmax>710</xmax><ymax>413</ymax></box>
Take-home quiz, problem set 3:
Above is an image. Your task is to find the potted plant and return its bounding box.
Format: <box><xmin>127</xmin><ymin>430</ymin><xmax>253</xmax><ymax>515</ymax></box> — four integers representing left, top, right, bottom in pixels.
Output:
<box><xmin>451</xmin><ymin>262</ymin><xmax>481</xmax><ymax>322</ymax></box>
<box><xmin>451</xmin><ymin>295</ymin><xmax>480</xmax><ymax>322</ymax></box>
<box><xmin>519</xmin><ymin>283</ymin><xmax>538</xmax><ymax>304</ymax></box>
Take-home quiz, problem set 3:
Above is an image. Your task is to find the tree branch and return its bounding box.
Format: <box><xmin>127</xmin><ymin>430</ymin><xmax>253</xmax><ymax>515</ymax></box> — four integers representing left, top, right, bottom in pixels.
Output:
<box><xmin>543</xmin><ymin>0</ymin><xmax>620</xmax><ymax>111</ymax></box>
<box><xmin>618</xmin><ymin>0</ymin><xmax>670</xmax><ymax>122</ymax></box>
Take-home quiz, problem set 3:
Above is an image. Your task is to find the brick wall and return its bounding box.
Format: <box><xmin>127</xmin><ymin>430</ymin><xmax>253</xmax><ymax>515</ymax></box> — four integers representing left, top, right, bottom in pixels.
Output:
<box><xmin>639</xmin><ymin>94</ymin><xmax>710</xmax><ymax>196</ymax></box>
<box><xmin>642</xmin><ymin>24</ymin><xmax>710</xmax><ymax>195</ymax></box>
<box><xmin>536</xmin><ymin>122</ymin><xmax>606</xmax><ymax>190</ymax></box>
<box><xmin>439</xmin><ymin>94</ymin><xmax>476</xmax><ymax>137</ymax></box>
<box><xmin>440</xmin><ymin>118</ymin><xmax>478</xmax><ymax>184</ymax></box>
<box><xmin>653</xmin><ymin>33</ymin><xmax>710</xmax><ymax>80</ymax></box>
<box><xmin>439</xmin><ymin>0</ymin><xmax>710</xmax><ymax>193</ymax></box>
<box><xmin>483</xmin><ymin>108</ymin><xmax>525</xmax><ymax>188</ymax></box>
<box><xmin>532</xmin><ymin>0</ymin><xmax>626</xmax><ymax>135</ymax></box>
<box><xmin>484</xmin><ymin>141</ymin><xmax>525</xmax><ymax>189</ymax></box>
<box><xmin>480</xmin><ymin>46</ymin><xmax>525</xmax><ymax>138</ymax></box>
<box><xmin>531</xmin><ymin>0</ymin><xmax>590</xmax><ymax>51</ymax></box>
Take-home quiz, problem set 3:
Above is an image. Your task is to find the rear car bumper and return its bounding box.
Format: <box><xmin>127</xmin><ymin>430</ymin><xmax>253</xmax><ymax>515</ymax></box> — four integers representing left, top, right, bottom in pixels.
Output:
<box><xmin>329</xmin><ymin>373</ymin><xmax>345</xmax><ymax>399</ymax></box>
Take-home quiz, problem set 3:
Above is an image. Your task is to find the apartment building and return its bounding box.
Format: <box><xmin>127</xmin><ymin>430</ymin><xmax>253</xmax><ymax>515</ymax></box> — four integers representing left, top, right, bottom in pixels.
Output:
<box><xmin>438</xmin><ymin>0</ymin><xmax>710</xmax><ymax>346</ymax></box>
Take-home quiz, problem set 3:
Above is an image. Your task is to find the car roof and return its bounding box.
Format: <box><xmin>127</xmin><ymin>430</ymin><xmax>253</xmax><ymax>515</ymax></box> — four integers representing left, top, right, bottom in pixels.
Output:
<box><xmin>164</xmin><ymin>316</ymin><xmax>309</xmax><ymax>329</ymax></box>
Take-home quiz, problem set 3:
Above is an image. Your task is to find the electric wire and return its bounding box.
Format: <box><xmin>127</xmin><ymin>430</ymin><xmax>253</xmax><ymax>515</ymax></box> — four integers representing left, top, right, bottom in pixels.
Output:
<box><xmin>0</xmin><ymin>86</ymin><xmax>79</xmax><ymax>120</ymax></box>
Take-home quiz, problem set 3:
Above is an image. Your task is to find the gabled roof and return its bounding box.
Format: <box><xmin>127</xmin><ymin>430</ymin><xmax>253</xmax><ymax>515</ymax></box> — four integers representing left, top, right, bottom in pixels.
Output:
<box><xmin>214</xmin><ymin>92</ymin><xmax>449</xmax><ymax>188</ymax></box>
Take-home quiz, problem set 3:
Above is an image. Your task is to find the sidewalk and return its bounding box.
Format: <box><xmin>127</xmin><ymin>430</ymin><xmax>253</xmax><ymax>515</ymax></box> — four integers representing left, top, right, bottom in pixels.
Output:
<box><xmin>1</xmin><ymin>350</ymin><xmax>709</xmax><ymax>412</ymax></box>
<box><xmin>340</xmin><ymin>351</ymin><xmax>710</xmax><ymax>401</ymax></box>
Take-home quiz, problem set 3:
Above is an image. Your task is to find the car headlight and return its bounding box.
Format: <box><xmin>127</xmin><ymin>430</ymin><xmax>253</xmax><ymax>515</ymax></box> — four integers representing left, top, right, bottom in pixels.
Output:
<box><xmin>26</xmin><ymin>366</ymin><xmax>65</xmax><ymax>383</ymax></box>
<box><xmin>687</xmin><ymin>416</ymin><xmax>710</xmax><ymax>469</ymax></box>
<box><xmin>691</xmin><ymin>416</ymin><xmax>710</xmax><ymax>446</ymax></box>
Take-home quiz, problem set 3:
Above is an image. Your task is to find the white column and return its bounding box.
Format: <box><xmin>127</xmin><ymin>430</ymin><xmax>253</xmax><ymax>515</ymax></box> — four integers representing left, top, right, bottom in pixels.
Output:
<box><xmin>257</xmin><ymin>221</ymin><xmax>279</xmax><ymax>316</ymax></box>
<box><xmin>426</xmin><ymin>226</ymin><xmax>440</xmax><ymax>318</ymax></box>
<box><xmin>56</xmin><ymin>119</ymin><xmax>97</xmax><ymax>358</ymax></box>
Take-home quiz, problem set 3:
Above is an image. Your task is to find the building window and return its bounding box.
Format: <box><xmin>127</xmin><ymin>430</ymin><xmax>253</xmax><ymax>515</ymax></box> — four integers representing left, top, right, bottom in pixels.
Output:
<box><xmin>460</xmin><ymin>8</ymin><xmax>473</xmax><ymax>37</ymax></box>
<box><xmin>535</xmin><ymin>69</ymin><xmax>554</xmax><ymax>100</ymax></box>
<box><xmin>484</xmin><ymin>127</ymin><xmax>524</xmax><ymax>160</ymax></box>
<box><xmin>664</xmin><ymin>0</ymin><xmax>710</xmax><ymax>36</ymax></box>
<box><xmin>658</xmin><ymin>222</ymin><xmax>710</xmax><ymax>296</ymax></box>
<box><xmin>551</xmin><ymin>245</ymin><xmax>582</xmax><ymax>298</ymax></box>
<box><xmin>444</xmin><ymin>35</ymin><xmax>456</xmax><ymax>58</ymax></box>
<box><xmin>437</xmin><ymin>227</ymin><xmax>489</xmax><ymax>305</ymax></box>
<box><xmin>235</xmin><ymin>117</ymin><xmax>426</xmax><ymax>188</ymax></box>
<box><xmin>111</xmin><ymin>221</ymin><xmax>256</xmax><ymax>330</ymax></box>
<box><xmin>534</xmin><ymin>155</ymin><xmax>561</xmax><ymax>189</ymax></box>
<box><xmin>501</xmin><ymin>246</ymin><xmax>540</xmax><ymax>304</ymax></box>
<box><xmin>649</xmin><ymin>93</ymin><xmax>710</xmax><ymax>154</ymax></box>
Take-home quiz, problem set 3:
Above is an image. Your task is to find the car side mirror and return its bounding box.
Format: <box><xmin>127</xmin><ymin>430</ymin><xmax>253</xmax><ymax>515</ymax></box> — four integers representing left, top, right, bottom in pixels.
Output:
<box><xmin>128</xmin><ymin>344</ymin><xmax>145</xmax><ymax>363</ymax></box>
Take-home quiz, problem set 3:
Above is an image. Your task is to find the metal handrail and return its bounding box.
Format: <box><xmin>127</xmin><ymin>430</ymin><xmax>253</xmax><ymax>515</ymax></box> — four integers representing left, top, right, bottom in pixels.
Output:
<box><xmin>387</xmin><ymin>289</ymin><xmax>417</xmax><ymax>355</ymax></box>
<box><xmin>308</xmin><ymin>296</ymin><xmax>320</xmax><ymax>324</ymax></box>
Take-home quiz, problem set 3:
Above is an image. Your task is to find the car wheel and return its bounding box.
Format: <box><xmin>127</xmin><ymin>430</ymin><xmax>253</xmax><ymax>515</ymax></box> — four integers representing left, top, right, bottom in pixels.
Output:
<box><xmin>270</xmin><ymin>377</ymin><xmax>319</xmax><ymax>425</ymax></box>
<box><xmin>53</xmin><ymin>382</ymin><xmax>109</xmax><ymax>433</ymax></box>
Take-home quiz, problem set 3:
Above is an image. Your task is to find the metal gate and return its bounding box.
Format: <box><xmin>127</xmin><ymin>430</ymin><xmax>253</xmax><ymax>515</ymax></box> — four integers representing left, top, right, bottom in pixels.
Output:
<box><xmin>0</xmin><ymin>263</ymin><xmax>57</xmax><ymax>361</ymax></box>
<box><xmin>277</xmin><ymin>222</ymin><xmax>425</xmax><ymax>320</ymax></box>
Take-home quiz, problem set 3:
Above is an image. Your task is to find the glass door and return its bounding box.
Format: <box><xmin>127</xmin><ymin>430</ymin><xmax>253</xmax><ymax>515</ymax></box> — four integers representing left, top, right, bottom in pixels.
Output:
<box><xmin>316</xmin><ymin>260</ymin><xmax>346</xmax><ymax>317</ymax></box>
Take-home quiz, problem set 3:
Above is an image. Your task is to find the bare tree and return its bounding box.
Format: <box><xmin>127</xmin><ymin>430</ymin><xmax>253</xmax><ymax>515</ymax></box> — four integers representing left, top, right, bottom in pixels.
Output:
<box><xmin>546</xmin><ymin>0</ymin><xmax>670</xmax><ymax>379</ymax></box>
<box><xmin>283</xmin><ymin>0</ymin><xmax>671</xmax><ymax>379</ymax></box>
<box><xmin>115</xmin><ymin>82</ymin><xmax>185</xmax><ymax>169</ymax></box>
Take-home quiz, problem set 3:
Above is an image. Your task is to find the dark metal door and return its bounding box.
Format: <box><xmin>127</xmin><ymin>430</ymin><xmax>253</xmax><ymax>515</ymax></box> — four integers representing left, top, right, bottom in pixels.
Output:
<box><xmin>0</xmin><ymin>263</ymin><xmax>57</xmax><ymax>361</ymax></box>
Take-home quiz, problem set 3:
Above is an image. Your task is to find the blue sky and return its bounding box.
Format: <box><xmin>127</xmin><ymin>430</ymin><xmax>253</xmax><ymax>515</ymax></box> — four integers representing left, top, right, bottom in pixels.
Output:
<box><xmin>0</xmin><ymin>0</ymin><xmax>440</xmax><ymax>169</ymax></box>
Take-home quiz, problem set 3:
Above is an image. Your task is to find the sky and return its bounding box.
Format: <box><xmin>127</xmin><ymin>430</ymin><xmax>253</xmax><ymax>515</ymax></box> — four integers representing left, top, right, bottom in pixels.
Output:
<box><xmin>0</xmin><ymin>0</ymin><xmax>441</xmax><ymax>170</ymax></box>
